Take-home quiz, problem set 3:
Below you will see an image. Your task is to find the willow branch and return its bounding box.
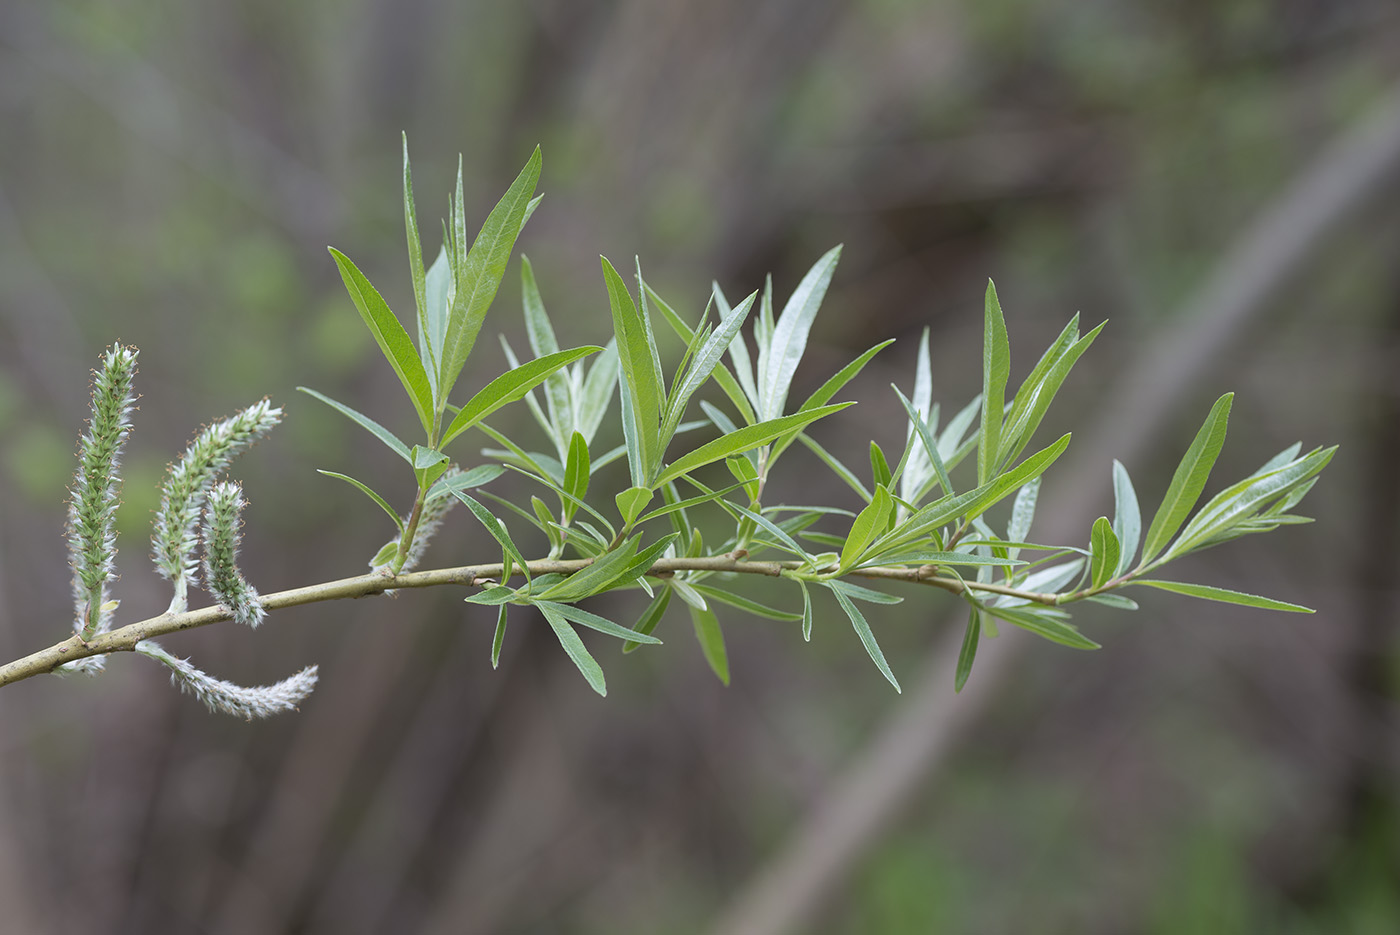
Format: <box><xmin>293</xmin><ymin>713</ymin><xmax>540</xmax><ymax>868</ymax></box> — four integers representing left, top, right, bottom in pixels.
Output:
<box><xmin>0</xmin><ymin>557</ymin><xmax>1061</xmax><ymax>690</ymax></box>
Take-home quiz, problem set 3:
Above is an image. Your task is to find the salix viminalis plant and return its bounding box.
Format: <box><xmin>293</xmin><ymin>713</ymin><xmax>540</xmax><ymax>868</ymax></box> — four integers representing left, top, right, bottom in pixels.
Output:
<box><xmin>2</xmin><ymin>136</ymin><xmax>1334</xmax><ymax>712</ymax></box>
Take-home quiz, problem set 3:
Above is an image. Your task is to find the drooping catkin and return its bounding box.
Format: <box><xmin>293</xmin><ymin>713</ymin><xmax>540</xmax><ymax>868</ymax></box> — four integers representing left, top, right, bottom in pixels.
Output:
<box><xmin>136</xmin><ymin>640</ymin><xmax>317</xmax><ymax>719</ymax></box>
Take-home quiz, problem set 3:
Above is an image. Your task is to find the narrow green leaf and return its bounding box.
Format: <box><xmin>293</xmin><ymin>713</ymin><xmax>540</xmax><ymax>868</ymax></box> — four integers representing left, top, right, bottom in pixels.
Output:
<box><xmin>439</xmin><ymin>147</ymin><xmax>542</xmax><ymax>397</ymax></box>
<box><xmin>829</xmin><ymin>580</ymin><xmax>902</xmax><ymax>605</ymax></box>
<box><xmin>663</xmin><ymin>291</ymin><xmax>757</xmax><ymax>442</ymax></box>
<box><xmin>1086</xmin><ymin>593</ymin><xmax>1139</xmax><ymax>610</ymax></box>
<box><xmin>869</xmin><ymin>442</ymin><xmax>892</xmax><ymax>491</ymax></box>
<box><xmin>1007</xmin><ymin>477</ymin><xmax>1040</xmax><ymax>547</ymax></box>
<box><xmin>603</xmin><ymin>257</ymin><xmax>662</xmax><ymax>478</ymax></box>
<box><xmin>453</xmin><ymin>492</ymin><xmax>530</xmax><ymax>582</ymax></box>
<box><xmin>620</xmin><ymin>533</ymin><xmax>680</xmax><ymax>583</ymax></box>
<box><xmin>689</xmin><ymin>604</ymin><xmax>730</xmax><ymax>685</ymax></box>
<box><xmin>653</xmin><ymin>283</ymin><xmax>758</xmax><ymax>425</ymax></box>
<box><xmin>893</xmin><ymin>386</ymin><xmax>953</xmax><ymax>500</ymax></box>
<box><xmin>691</xmin><ymin>584</ymin><xmax>803</xmax><ymax>622</ymax></box>
<box><xmin>1111</xmin><ymin>460</ymin><xmax>1141</xmax><ymax>577</ymax></box>
<box><xmin>798</xmin><ymin>339</ymin><xmax>895</xmax><ymax>414</ymax></box>
<box><xmin>464</xmin><ymin>585</ymin><xmax>516</xmax><ymax>605</ymax></box>
<box><xmin>624</xmin><ymin>586</ymin><xmax>672</xmax><ymax>653</ymax></box>
<box><xmin>298</xmin><ymin>387</ymin><xmax>411</xmax><ymax>462</ymax></box>
<box><xmin>799</xmin><ymin>578</ymin><xmax>813</xmax><ymax>641</ymax></box>
<box><xmin>732</xmin><ymin>503</ymin><xmax>815</xmax><ymax>563</ymax></box>
<box><xmin>1132</xmin><ymin>579</ymin><xmax>1313</xmax><ymax>612</ymax></box>
<box><xmin>520</xmin><ymin>256</ymin><xmax>573</xmax><ymax>440</ymax></box>
<box><xmin>402</xmin><ymin>136</ymin><xmax>432</xmax><ymax>394</ymax></box>
<box><xmin>1141</xmin><ymin>393</ymin><xmax>1234</xmax><ymax>564</ymax></box>
<box><xmin>637</xmin><ymin>481</ymin><xmax>745</xmax><ymax>525</ymax></box>
<box><xmin>874</xmin><ymin>433</ymin><xmax>1071</xmax><ymax>554</ymax></box>
<box><xmin>538</xmin><ymin>603</ymin><xmax>607</xmax><ymax>696</ymax></box>
<box><xmin>998</xmin><ymin>317</ymin><xmax>1105</xmax><ymax>467</ymax></box>
<box><xmin>491</xmin><ymin>603</ymin><xmax>508</xmax><ymax>668</ymax></box>
<box><xmin>428</xmin><ymin>464</ymin><xmax>506</xmax><ymax>499</ymax></box>
<box><xmin>564</xmin><ymin>431</ymin><xmax>590</xmax><ymax>519</ymax></box>
<box><xmin>858</xmin><ymin>549</ymin><xmax>1020</xmax><ymax>568</ymax></box>
<box><xmin>440</xmin><ymin>347</ymin><xmax>601</xmax><ymax>447</ymax></box>
<box><xmin>987</xmin><ymin>605</ymin><xmax>1100</xmax><ymax>649</ymax></box>
<box><xmin>653</xmin><ymin>403</ymin><xmax>854</xmax><ymax>489</ymax></box>
<box><xmin>535</xmin><ymin>539</ymin><xmax>640</xmax><ymax>603</ymax></box>
<box><xmin>423</xmin><ymin>245</ymin><xmax>451</xmax><ymax>376</ymax></box>
<box><xmin>328</xmin><ymin>248</ymin><xmax>435</xmax><ymax>435</ymax></box>
<box><xmin>841</xmin><ymin>483</ymin><xmax>893</xmax><ymax>571</ymax></box>
<box><xmin>977</xmin><ymin>280</ymin><xmax>1011</xmax><ymax>486</ymax></box>
<box><xmin>955</xmin><ymin>608</ymin><xmax>981</xmax><ymax>693</ymax></box>
<box><xmin>616</xmin><ymin>486</ymin><xmax>653</xmax><ymax>526</ymax></box>
<box><xmin>535</xmin><ymin>599</ymin><xmax>663</xmax><ymax>643</ymax></box>
<box><xmin>1089</xmin><ymin>516</ymin><xmax>1120</xmax><ymax>589</ymax></box>
<box><xmin>315</xmin><ymin>471</ymin><xmax>404</xmax><ymax>531</ymax></box>
<box><xmin>578</xmin><ymin>340</ymin><xmax>620</xmax><ymax>443</ymax></box>
<box><xmin>761</xmin><ymin>245</ymin><xmax>842</xmax><ymax>420</ymax></box>
<box><xmin>828</xmin><ymin>582</ymin><xmax>901</xmax><ymax>692</ymax></box>
<box><xmin>798</xmin><ymin>434</ymin><xmax>872</xmax><ymax>501</ymax></box>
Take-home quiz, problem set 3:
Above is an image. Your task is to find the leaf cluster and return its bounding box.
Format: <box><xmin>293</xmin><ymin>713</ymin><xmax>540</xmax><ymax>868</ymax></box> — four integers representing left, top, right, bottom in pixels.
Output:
<box><xmin>21</xmin><ymin>138</ymin><xmax>1335</xmax><ymax>716</ymax></box>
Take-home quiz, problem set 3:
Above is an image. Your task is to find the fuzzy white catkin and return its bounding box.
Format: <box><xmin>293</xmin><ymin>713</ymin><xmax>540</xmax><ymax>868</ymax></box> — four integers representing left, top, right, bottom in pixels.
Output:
<box><xmin>137</xmin><ymin>641</ymin><xmax>317</xmax><ymax>719</ymax></box>
<box><xmin>202</xmin><ymin>482</ymin><xmax>266</xmax><ymax>627</ymax></box>
<box><xmin>152</xmin><ymin>399</ymin><xmax>282</xmax><ymax>613</ymax></box>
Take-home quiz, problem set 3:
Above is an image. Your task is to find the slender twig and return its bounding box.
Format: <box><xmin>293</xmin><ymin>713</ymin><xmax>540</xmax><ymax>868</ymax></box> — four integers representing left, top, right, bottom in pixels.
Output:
<box><xmin>0</xmin><ymin>556</ymin><xmax>1065</xmax><ymax>689</ymax></box>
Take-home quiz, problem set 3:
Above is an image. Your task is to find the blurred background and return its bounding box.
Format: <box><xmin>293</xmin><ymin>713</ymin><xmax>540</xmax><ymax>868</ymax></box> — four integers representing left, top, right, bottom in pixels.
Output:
<box><xmin>2</xmin><ymin>0</ymin><xmax>1398</xmax><ymax>932</ymax></box>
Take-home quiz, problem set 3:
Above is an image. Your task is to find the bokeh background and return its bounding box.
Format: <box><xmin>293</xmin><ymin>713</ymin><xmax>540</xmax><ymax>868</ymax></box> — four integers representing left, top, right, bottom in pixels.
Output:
<box><xmin>2</xmin><ymin>0</ymin><xmax>1399</xmax><ymax>932</ymax></box>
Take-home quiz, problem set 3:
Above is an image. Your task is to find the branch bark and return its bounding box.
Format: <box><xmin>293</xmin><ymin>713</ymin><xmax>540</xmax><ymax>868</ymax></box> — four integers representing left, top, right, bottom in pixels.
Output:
<box><xmin>0</xmin><ymin>556</ymin><xmax>1065</xmax><ymax>689</ymax></box>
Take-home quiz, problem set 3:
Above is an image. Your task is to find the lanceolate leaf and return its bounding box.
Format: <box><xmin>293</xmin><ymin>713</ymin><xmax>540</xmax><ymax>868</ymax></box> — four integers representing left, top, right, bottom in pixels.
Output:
<box><xmin>534</xmin><ymin>538</ymin><xmax>639</xmax><ymax>602</ymax></box>
<box><xmin>663</xmin><ymin>291</ymin><xmax>756</xmax><ymax>441</ymax></box>
<box><xmin>1089</xmin><ymin>516</ymin><xmax>1120</xmax><ymax>589</ymax></box>
<box><xmin>297</xmin><ymin>387</ymin><xmax>412</xmax><ymax>462</ymax></box>
<box><xmin>453</xmin><ymin>492</ymin><xmax>530</xmax><ymax>582</ymax></box>
<box><xmin>1132</xmin><ymin>579</ymin><xmax>1313</xmax><ymax>613</ymax></box>
<box><xmin>997</xmin><ymin>321</ymin><xmax>1104</xmax><ymax>469</ymax></box>
<box><xmin>439</xmin><ymin>147</ymin><xmax>542</xmax><ymax>398</ymax></box>
<box><xmin>840</xmin><ymin>483</ymin><xmax>893</xmax><ymax>571</ymax></box>
<box><xmin>564</xmin><ymin>431</ymin><xmax>590</xmax><ymax>519</ymax></box>
<box><xmin>955</xmin><ymin>608</ymin><xmax>981</xmax><ymax>693</ymax></box>
<box><xmin>1111</xmin><ymin>460</ymin><xmax>1141</xmax><ymax>577</ymax></box>
<box><xmin>827</xmin><ymin>582</ymin><xmax>901</xmax><ymax>692</ymax></box>
<box><xmin>520</xmin><ymin>256</ymin><xmax>573</xmax><ymax>440</ymax></box>
<box><xmin>538</xmin><ymin>603</ymin><xmax>607</xmax><ymax>696</ymax></box>
<box><xmin>316</xmin><ymin>471</ymin><xmax>404</xmax><ymax>531</ymax></box>
<box><xmin>689</xmin><ymin>604</ymin><xmax>730</xmax><ymax>685</ymax></box>
<box><xmin>653</xmin><ymin>404</ymin><xmax>853</xmax><ymax>489</ymax></box>
<box><xmin>603</xmin><ymin>257</ymin><xmax>663</xmax><ymax>479</ymax></box>
<box><xmin>328</xmin><ymin>248</ymin><xmax>434</xmax><ymax>434</ymax></box>
<box><xmin>1140</xmin><ymin>393</ymin><xmax>1233</xmax><ymax>565</ymax></box>
<box><xmin>987</xmin><ymin>605</ymin><xmax>1100</xmax><ymax>650</ymax></box>
<box><xmin>624</xmin><ymin>586</ymin><xmax>672</xmax><ymax>653</ymax></box>
<box><xmin>534</xmin><ymin>599</ymin><xmax>662</xmax><ymax>643</ymax></box>
<box><xmin>440</xmin><ymin>347</ymin><xmax>601</xmax><ymax>447</ymax></box>
<box><xmin>978</xmin><ymin>281</ymin><xmax>1011</xmax><ymax>486</ymax></box>
<box><xmin>690</xmin><ymin>585</ymin><xmax>803</xmax><ymax>622</ymax></box>
<box><xmin>761</xmin><ymin>245</ymin><xmax>842</xmax><ymax>420</ymax></box>
<box><xmin>402</xmin><ymin>136</ymin><xmax>431</xmax><ymax>390</ymax></box>
<box><xmin>769</xmin><ymin>339</ymin><xmax>895</xmax><ymax>462</ymax></box>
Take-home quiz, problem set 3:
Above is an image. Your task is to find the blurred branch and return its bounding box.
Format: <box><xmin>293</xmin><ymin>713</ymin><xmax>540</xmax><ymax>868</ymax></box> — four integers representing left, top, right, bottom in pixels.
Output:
<box><xmin>706</xmin><ymin>79</ymin><xmax>1400</xmax><ymax>935</ymax></box>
